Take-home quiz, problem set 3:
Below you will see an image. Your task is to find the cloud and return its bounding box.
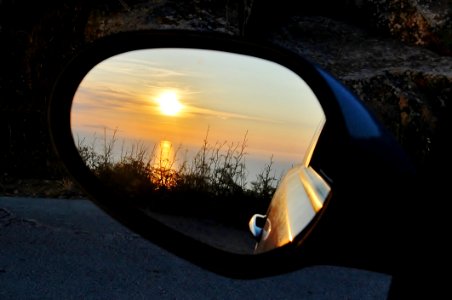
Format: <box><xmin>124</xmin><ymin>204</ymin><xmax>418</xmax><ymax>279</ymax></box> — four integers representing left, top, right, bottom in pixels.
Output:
<box><xmin>97</xmin><ymin>57</ymin><xmax>195</xmax><ymax>79</ymax></box>
<box><xmin>184</xmin><ymin>105</ymin><xmax>282</xmax><ymax>124</ymax></box>
<box><xmin>74</xmin><ymin>85</ymin><xmax>147</xmax><ymax>111</ymax></box>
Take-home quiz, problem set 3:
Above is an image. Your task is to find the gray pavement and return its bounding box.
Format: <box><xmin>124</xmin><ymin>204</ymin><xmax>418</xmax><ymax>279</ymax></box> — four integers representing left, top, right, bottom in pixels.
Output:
<box><xmin>0</xmin><ymin>196</ymin><xmax>391</xmax><ymax>299</ymax></box>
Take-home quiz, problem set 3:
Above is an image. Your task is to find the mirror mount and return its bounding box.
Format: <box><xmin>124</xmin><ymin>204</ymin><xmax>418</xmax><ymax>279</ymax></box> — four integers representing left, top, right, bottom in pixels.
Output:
<box><xmin>248</xmin><ymin>214</ymin><xmax>266</xmax><ymax>241</ymax></box>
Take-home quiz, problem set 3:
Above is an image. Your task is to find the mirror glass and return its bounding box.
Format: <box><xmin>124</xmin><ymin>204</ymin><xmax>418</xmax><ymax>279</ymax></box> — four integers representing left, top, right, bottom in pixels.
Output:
<box><xmin>70</xmin><ymin>48</ymin><xmax>330</xmax><ymax>254</ymax></box>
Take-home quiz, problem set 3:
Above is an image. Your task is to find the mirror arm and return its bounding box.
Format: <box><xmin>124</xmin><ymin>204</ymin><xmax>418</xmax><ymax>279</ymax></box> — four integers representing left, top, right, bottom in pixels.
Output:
<box><xmin>248</xmin><ymin>214</ymin><xmax>267</xmax><ymax>241</ymax></box>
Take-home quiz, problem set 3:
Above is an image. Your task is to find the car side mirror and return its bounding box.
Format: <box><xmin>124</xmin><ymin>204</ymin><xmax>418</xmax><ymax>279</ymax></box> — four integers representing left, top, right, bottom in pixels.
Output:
<box><xmin>49</xmin><ymin>30</ymin><xmax>417</xmax><ymax>278</ymax></box>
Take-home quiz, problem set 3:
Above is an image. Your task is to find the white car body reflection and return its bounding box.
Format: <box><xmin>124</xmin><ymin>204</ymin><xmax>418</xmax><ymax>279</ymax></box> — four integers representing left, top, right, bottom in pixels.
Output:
<box><xmin>254</xmin><ymin>165</ymin><xmax>331</xmax><ymax>254</ymax></box>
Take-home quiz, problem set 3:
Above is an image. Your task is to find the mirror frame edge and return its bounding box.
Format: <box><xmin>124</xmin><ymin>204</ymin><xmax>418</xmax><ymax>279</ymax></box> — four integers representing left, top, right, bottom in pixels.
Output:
<box><xmin>48</xmin><ymin>29</ymin><xmax>390</xmax><ymax>279</ymax></box>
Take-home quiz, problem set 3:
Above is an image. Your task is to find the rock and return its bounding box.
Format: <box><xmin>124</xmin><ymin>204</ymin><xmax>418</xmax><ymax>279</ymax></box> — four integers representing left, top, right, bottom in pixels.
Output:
<box><xmin>84</xmin><ymin>0</ymin><xmax>244</xmax><ymax>40</ymax></box>
<box><xmin>360</xmin><ymin>0</ymin><xmax>452</xmax><ymax>56</ymax></box>
<box><xmin>261</xmin><ymin>15</ymin><xmax>451</xmax><ymax>170</ymax></box>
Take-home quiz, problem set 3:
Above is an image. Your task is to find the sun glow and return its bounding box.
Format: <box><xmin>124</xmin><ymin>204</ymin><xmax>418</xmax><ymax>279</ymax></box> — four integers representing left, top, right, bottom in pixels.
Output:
<box><xmin>155</xmin><ymin>140</ymin><xmax>174</xmax><ymax>169</ymax></box>
<box><xmin>156</xmin><ymin>91</ymin><xmax>183</xmax><ymax>116</ymax></box>
<box><xmin>151</xmin><ymin>140</ymin><xmax>178</xmax><ymax>188</ymax></box>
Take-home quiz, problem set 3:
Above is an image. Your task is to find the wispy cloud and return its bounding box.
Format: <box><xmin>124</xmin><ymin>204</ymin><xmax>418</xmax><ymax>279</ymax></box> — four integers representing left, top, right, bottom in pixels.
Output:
<box><xmin>184</xmin><ymin>105</ymin><xmax>282</xmax><ymax>124</ymax></box>
<box><xmin>74</xmin><ymin>85</ymin><xmax>147</xmax><ymax>110</ymax></box>
<box><xmin>97</xmin><ymin>57</ymin><xmax>197</xmax><ymax>79</ymax></box>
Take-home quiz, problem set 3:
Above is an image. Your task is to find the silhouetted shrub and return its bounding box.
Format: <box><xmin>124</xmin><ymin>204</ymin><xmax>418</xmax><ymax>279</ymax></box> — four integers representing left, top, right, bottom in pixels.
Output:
<box><xmin>75</xmin><ymin>127</ymin><xmax>282</xmax><ymax>226</ymax></box>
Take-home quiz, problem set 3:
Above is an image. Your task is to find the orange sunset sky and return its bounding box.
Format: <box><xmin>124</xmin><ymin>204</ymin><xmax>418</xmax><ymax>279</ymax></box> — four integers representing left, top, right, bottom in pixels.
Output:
<box><xmin>71</xmin><ymin>48</ymin><xmax>325</xmax><ymax>177</ymax></box>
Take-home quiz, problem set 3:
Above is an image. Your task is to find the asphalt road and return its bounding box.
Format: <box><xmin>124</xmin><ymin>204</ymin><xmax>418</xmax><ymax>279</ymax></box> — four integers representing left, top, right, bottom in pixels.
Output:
<box><xmin>0</xmin><ymin>196</ymin><xmax>391</xmax><ymax>299</ymax></box>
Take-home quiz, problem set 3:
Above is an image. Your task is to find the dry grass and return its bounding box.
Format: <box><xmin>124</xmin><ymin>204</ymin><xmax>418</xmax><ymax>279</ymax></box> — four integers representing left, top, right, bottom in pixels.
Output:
<box><xmin>76</xmin><ymin>127</ymin><xmax>280</xmax><ymax>200</ymax></box>
<box><xmin>72</xmin><ymin>127</ymin><xmax>281</xmax><ymax>227</ymax></box>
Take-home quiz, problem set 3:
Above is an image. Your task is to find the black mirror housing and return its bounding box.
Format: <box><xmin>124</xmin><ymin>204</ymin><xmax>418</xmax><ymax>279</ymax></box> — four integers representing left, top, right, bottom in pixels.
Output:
<box><xmin>49</xmin><ymin>30</ymin><xmax>418</xmax><ymax>279</ymax></box>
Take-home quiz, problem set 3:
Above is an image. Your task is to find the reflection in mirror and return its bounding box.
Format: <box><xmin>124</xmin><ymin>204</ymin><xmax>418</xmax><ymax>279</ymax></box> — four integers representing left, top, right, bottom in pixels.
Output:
<box><xmin>71</xmin><ymin>48</ymin><xmax>329</xmax><ymax>254</ymax></box>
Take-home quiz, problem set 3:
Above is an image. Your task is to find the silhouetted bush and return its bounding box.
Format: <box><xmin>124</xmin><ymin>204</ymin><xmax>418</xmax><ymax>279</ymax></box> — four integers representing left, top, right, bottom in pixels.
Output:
<box><xmin>76</xmin><ymin>127</ymin><xmax>281</xmax><ymax>227</ymax></box>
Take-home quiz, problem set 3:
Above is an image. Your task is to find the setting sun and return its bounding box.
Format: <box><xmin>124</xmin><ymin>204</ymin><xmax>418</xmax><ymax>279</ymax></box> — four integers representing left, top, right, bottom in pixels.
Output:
<box><xmin>156</xmin><ymin>91</ymin><xmax>183</xmax><ymax>116</ymax></box>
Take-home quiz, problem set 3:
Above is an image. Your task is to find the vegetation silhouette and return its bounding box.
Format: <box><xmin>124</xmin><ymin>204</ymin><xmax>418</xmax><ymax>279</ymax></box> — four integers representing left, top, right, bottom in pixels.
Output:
<box><xmin>76</xmin><ymin>127</ymin><xmax>282</xmax><ymax>228</ymax></box>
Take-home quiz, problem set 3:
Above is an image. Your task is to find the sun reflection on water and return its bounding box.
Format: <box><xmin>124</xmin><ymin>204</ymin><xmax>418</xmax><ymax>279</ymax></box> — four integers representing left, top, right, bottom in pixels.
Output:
<box><xmin>151</xmin><ymin>140</ymin><xmax>178</xmax><ymax>188</ymax></box>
